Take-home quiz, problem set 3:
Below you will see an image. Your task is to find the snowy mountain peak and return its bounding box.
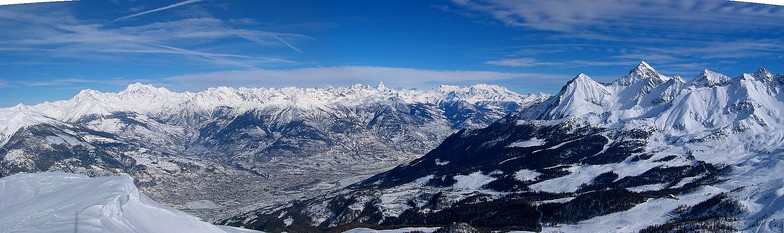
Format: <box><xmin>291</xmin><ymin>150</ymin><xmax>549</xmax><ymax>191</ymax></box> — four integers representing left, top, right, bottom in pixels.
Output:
<box><xmin>348</xmin><ymin>83</ymin><xmax>369</xmax><ymax>90</ymax></box>
<box><xmin>376</xmin><ymin>82</ymin><xmax>387</xmax><ymax>90</ymax></box>
<box><xmin>573</xmin><ymin>73</ymin><xmax>592</xmax><ymax>82</ymax></box>
<box><xmin>121</xmin><ymin>82</ymin><xmax>172</xmax><ymax>95</ymax></box>
<box><xmin>637</xmin><ymin>60</ymin><xmax>655</xmax><ymax>71</ymax></box>
<box><xmin>671</xmin><ymin>75</ymin><xmax>686</xmax><ymax>83</ymax></box>
<box><xmin>74</xmin><ymin>89</ymin><xmax>103</xmax><ymax>100</ymax></box>
<box><xmin>538</xmin><ymin>73</ymin><xmax>611</xmax><ymax>119</ymax></box>
<box><xmin>125</xmin><ymin>82</ymin><xmax>156</xmax><ymax>91</ymax></box>
<box><xmin>466</xmin><ymin>84</ymin><xmax>514</xmax><ymax>95</ymax></box>
<box><xmin>562</xmin><ymin>73</ymin><xmax>601</xmax><ymax>89</ymax></box>
<box><xmin>688</xmin><ymin>69</ymin><xmax>731</xmax><ymax>88</ymax></box>
<box><xmin>752</xmin><ymin>67</ymin><xmax>773</xmax><ymax>80</ymax></box>
<box><xmin>614</xmin><ymin>61</ymin><xmax>669</xmax><ymax>86</ymax></box>
<box><xmin>560</xmin><ymin>73</ymin><xmax>606</xmax><ymax>97</ymax></box>
<box><xmin>10</xmin><ymin>103</ymin><xmax>30</xmax><ymax>111</ymax></box>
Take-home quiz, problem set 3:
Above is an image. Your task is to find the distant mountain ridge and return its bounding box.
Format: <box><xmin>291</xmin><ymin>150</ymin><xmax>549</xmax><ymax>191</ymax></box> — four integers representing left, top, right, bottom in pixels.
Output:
<box><xmin>226</xmin><ymin>62</ymin><xmax>784</xmax><ymax>233</ymax></box>
<box><xmin>0</xmin><ymin>83</ymin><xmax>546</xmax><ymax>143</ymax></box>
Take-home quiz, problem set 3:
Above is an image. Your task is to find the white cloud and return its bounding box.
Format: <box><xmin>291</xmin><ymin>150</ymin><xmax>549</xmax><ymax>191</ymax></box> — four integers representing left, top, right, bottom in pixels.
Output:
<box><xmin>163</xmin><ymin>66</ymin><xmax>564</xmax><ymax>90</ymax></box>
<box><xmin>0</xmin><ymin>9</ymin><xmax>306</xmax><ymax>68</ymax></box>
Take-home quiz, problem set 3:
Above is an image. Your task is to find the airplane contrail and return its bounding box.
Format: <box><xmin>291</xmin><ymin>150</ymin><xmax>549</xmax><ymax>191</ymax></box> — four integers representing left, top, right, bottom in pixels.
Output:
<box><xmin>0</xmin><ymin>0</ymin><xmax>75</xmax><ymax>6</ymax></box>
<box><xmin>730</xmin><ymin>0</ymin><xmax>784</xmax><ymax>6</ymax></box>
<box><xmin>274</xmin><ymin>36</ymin><xmax>303</xmax><ymax>54</ymax></box>
<box><xmin>114</xmin><ymin>0</ymin><xmax>202</xmax><ymax>22</ymax></box>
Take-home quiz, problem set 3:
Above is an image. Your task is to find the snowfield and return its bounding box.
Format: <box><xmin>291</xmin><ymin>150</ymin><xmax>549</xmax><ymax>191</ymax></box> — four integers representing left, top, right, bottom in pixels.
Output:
<box><xmin>0</xmin><ymin>172</ymin><xmax>259</xmax><ymax>233</ymax></box>
<box><xmin>508</xmin><ymin>138</ymin><xmax>546</xmax><ymax>148</ymax></box>
<box><xmin>453</xmin><ymin>171</ymin><xmax>496</xmax><ymax>190</ymax></box>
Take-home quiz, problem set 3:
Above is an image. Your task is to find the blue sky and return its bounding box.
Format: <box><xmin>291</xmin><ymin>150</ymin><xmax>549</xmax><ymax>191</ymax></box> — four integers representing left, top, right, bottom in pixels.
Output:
<box><xmin>0</xmin><ymin>0</ymin><xmax>783</xmax><ymax>106</ymax></box>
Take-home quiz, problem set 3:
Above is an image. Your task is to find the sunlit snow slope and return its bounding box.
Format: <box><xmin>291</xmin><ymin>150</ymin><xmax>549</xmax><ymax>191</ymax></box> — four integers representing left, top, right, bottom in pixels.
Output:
<box><xmin>0</xmin><ymin>172</ymin><xmax>258</xmax><ymax>233</ymax></box>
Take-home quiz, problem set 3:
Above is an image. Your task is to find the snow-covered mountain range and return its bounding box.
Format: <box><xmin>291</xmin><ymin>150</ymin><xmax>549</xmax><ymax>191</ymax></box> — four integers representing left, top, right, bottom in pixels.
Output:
<box><xmin>520</xmin><ymin>61</ymin><xmax>782</xmax><ymax>135</ymax></box>
<box><xmin>0</xmin><ymin>83</ymin><xmax>545</xmax><ymax>220</ymax></box>
<box><xmin>224</xmin><ymin>62</ymin><xmax>784</xmax><ymax>232</ymax></box>
<box><xmin>0</xmin><ymin>83</ymin><xmax>544</xmax><ymax>144</ymax></box>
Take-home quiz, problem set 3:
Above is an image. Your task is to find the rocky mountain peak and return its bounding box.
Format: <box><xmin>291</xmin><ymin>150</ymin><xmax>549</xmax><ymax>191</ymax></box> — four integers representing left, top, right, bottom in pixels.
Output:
<box><xmin>753</xmin><ymin>67</ymin><xmax>773</xmax><ymax>79</ymax></box>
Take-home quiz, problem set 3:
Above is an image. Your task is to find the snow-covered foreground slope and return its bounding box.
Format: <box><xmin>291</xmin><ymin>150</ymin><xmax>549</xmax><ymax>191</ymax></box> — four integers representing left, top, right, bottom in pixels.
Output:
<box><xmin>0</xmin><ymin>172</ymin><xmax>258</xmax><ymax>233</ymax></box>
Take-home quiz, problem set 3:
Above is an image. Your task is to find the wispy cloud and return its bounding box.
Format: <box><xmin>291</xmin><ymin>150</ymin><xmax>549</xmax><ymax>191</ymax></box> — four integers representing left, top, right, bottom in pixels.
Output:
<box><xmin>639</xmin><ymin>40</ymin><xmax>784</xmax><ymax>59</ymax></box>
<box><xmin>485</xmin><ymin>58</ymin><xmax>563</xmax><ymax>67</ymax></box>
<box><xmin>163</xmin><ymin>66</ymin><xmax>566</xmax><ymax>91</ymax></box>
<box><xmin>487</xmin><ymin>58</ymin><xmax>638</xmax><ymax>68</ymax></box>
<box><xmin>0</xmin><ymin>77</ymin><xmax>159</xmax><ymax>89</ymax></box>
<box><xmin>19</xmin><ymin>78</ymin><xmax>132</xmax><ymax>87</ymax></box>
<box><xmin>611</xmin><ymin>53</ymin><xmax>678</xmax><ymax>62</ymax></box>
<box><xmin>0</xmin><ymin>9</ymin><xmax>306</xmax><ymax>68</ymax></box>
<box><xmin>114</xmin><ymin>0</ymin><xmax>203</xmax><ymax>22</ymax></box>
<box><xmin>101</xmin><ymin>44</ymin><xmax>296</xmax><ymax>68</ymax></box>
<box><xmin>452</xmin><ymin>0</ymin><xmax>784</xmax><ymax>37</ymax></box>
<box><xmin>455</xmin><ymin>0</ymin><xmax>784</xmax><ymax>72</ymax></box>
